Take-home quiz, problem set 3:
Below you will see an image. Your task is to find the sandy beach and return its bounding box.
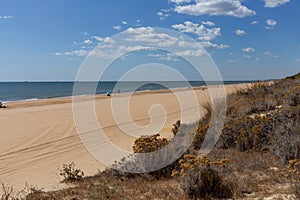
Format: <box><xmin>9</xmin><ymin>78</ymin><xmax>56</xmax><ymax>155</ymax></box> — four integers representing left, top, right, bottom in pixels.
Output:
<box><xmin>0</xmin><ymin>84</ymin><xmax>249</xmax><ymax>191</ymax></box>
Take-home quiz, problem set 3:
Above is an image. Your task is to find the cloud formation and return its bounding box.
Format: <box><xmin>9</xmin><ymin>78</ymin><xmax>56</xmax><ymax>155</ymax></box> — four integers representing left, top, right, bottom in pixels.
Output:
<box><xmin>172</xmin><ymin>21</ymin><xmax>221</xmax><ymax>41</ymax></box>
<box><xmin>172</xmin><ymin>21</ymin><xmax>230</xmax><ymax>49</ymax></box>
<box><xmin>54</xmin><ymin>50</ymin><xmax>88</xmax><ymax>57</ymax></box>
<box><xmin>235</xmin><ymin>29</ymin><xmax>246</xmax><ymax>36</ymax></box>
<box><xmin>157</xmin><ymin>9</ymin><xmax>170</xmax><ymax>21</ymax></box>
<box><xmin>83</xmin><ymin>39</ymin><xmax>93</xmax><ymax>44</ymax></box>
<box><xmin>267</xmin><ymin>19</ymin><xmax>277</xmax><ymax>26</ymax></box>
<box><xmin>242</xmin><ymin>47</ymin><xmax>255</xmax><ymax>52</ymax></box>
<box><xmin>0</xmin><ymin>15</ymin><xmax>13</xmax><ymax>19</ymax></box>
<box><xmin>113</xmin><ymin>25</ymin><xmax>121</xmax><ymax>31</ymax></box>
<box><xmin>266</xmin><ymin>19</ymin><xmax>277</xmax><ymax>29</ymax></box>
<box><xmin>169</xmin><ymin>0</ymin><xmax>192</xmax><ymax>4</ymax></box>
<box><xmin>201</xmin><ymin>41</ymin><xmax>229</xmax><ymax>49</ymax></box>
<box><xmin>263</xmin><ymin>0</ymin><xmax>290</xmax><ymax>8</ymax></box>
<box><xmin>172</xmin><ymin>0</ymin><xmax>256</xmax><ymax>18</ymax></box>
<box><xmin>201</xmin><ymin>21</ymin><xmax>215</xmax><ymax>27</ymax></box>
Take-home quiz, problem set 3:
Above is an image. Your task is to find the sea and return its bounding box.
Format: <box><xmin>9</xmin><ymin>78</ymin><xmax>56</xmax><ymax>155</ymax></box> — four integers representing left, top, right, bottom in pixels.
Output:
<box><xmin>0</xmin><ymin>81</ymin><xmax>253</xmax><ymax>102</ymax></box>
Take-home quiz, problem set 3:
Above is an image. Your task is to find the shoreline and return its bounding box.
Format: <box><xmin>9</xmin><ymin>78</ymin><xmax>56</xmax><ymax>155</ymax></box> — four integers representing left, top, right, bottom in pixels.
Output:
<box><xmin>0</xmin><ymin>80</ymin><xmax>257</xmax><ymax>104</ymax></box>
<box><xmin>2</xmin><ymin>82</ymin><xmax>253</xmax><ymax>109</ymax></box>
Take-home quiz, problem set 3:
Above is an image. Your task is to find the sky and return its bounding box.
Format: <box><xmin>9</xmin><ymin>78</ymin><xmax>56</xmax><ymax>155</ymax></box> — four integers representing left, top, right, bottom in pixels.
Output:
<box><xmin>0</xmin><ymin>0</ymin><xmax>299</xmax><ymax>81</ymax></box>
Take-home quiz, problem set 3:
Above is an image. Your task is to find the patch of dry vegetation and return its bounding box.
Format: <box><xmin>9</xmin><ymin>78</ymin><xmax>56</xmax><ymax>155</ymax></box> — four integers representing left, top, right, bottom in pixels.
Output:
<box><xmin>60</xmin><ymin>162</ymin><xmax>85</xmax><ymax>182</ymax></box>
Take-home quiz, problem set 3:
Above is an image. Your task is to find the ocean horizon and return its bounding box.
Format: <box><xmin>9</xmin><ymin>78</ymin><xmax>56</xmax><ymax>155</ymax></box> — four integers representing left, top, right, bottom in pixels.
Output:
<box><xmin>0</xmin><ymin>81</ymin><xmax>255</xmax><ymax>102</ymax></box>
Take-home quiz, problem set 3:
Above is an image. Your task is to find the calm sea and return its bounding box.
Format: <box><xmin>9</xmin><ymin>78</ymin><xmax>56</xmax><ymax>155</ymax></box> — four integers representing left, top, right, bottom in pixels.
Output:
<box><xmin>0</xmin><ymin>81</ymin><xmax>253</xmax><ymax>102</ymax></box>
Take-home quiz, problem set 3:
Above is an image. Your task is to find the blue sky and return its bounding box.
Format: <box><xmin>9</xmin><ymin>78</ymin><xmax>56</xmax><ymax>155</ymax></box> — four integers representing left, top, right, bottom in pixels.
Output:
<box><xmin>0</xmin><ymin>0</ymin><xmax>299</xmax><ymax>81</ymax></box>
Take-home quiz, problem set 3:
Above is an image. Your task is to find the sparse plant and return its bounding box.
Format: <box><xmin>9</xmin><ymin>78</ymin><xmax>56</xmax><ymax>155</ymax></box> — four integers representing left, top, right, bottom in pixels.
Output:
<box><xmin>172</xmin><ymin>154</ymin><xmax>232</xmax><ymax>199</ymax></box>
<box><xmin>100</xmin><ymin>178</ymin><xmax>116</xmax><ymax>199</ymax></box>
<box><xmin>0</xmin><ymin>182</ymin><xmax>32</xmax><ymax>200</ymax></box>
<box><xmin>1</xmin><ymin>182</ymin><xmax>14</xmax><ymax>200</ymax></box>
<box><xmin>59</xmin><ymin>162</ymin><xmax>84</xmax><ymax>182</ymax></box>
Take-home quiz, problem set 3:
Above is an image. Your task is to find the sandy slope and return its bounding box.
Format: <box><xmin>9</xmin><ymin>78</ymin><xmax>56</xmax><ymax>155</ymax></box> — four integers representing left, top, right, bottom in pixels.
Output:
<box><xmin>0</xmin><ymin>84</ymin><xmax>248</xmax><ymax>191</ymax></box>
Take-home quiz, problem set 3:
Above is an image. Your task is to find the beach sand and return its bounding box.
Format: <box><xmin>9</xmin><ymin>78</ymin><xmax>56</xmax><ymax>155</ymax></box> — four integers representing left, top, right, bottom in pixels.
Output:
<box><xmin>0</xmin><ymin>84</ymin><xmax>249</xmax><ymax>191</ymax></box>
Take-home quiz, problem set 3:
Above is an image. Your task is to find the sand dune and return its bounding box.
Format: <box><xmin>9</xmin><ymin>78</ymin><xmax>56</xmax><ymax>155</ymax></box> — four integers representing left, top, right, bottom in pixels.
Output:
<box><xmin>0</xmin><ymin>84</ymin><xmax>248</xmax><ymax>191</ymax></box>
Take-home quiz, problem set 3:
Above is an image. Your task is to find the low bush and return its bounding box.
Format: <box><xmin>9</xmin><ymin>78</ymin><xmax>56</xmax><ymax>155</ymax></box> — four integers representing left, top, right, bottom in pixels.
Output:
<box><xmin>172</xmin><ymin>154</ymin><xmax>232</xmax><ymax>199</ymax></box>
<box><xmin>59</xmin><ymin>162</ymin><xmax>84</xmax><ymax>182</ymax></box>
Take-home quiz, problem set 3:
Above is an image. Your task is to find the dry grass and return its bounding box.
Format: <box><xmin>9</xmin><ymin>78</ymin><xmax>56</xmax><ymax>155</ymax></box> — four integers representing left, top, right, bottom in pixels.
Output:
<box><xmin>0</xmin><ymin>182</ymin><xmax>34</xmax><ymax>200</ymax></box>
<box><xmin>26</xmin><ymin>173</ymin><xmax>185</xmax><ymax>200</ymax></box>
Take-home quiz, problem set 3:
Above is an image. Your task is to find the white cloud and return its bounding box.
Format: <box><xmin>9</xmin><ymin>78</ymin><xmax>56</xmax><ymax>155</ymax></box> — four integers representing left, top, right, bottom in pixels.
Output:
<box><xmin>243</xmin><ymin>55</ymin><xmax>251</xmax><ymax>58</ymax></box>
<box><xmin>57</xmin><ymin>27</ymin><xmax>210</xmax><ymax>60</ymax></box>
<box><xmin>201</xmin><ymin>41</ymin><xmax>229</xmax><ymax>49</ymax></box>
<box><xmin>91</xmin><ymin>36</ymin><xmax>114</xmax><ymax>43</ymax></box>
<box><xmin>91</xmin><ymin>27</ymin><xmax>208</xmax><ymax>58</ymax></box>
<box><xmin>172</xmin><ymin>0</ymin><xmax>256</xmax><ymax>18</ymax></box>
<box><xmin>124</xmin><ymin>27</ymin><xmax>181</xmax><ymax>47</ymax></box>
<box><xmin>267</xmin><ymin>19</ymin><xmax>277</xmax><ymax>26</ymax></box>
<box><xmin>92</xmin><ymin>36</ymin><xmax>104</xmax><ymax>42</ymax></box>
<box><xmin>122</xmin><ymin>21</ymin><xmax>127</xmax><ymax>25</ymax></box>
<box><xmin>0</xmin><ymin>15</ymin><xmax>13</xmax><ymax>19</ymax></box>
<box><xmin>172</xmin><ymin>21</ymin><xmax>230</xmax><ymax>49</ymax></box>
<box><xmin>201</xmin><ymin>21</ymin><xmax>215</xmax><ymax>27</ymax></box>
<box><xmin>148</xmin><ymin>53</ymin><xmax>180</xmax><ymax>62</ymax></box>
<box><xmin>263</xmin><ymin>51</ymin><xmax>278</xmax><ymax>58</ymax></box>
<box><xmin>235</xmin><ymin>29</ymin><xmax>246</xmax><ymax>36</ymax></box>
<box><xmin>83</xmin><ymin>39</ymin><xmax>93</xmax><ymax>44</ymax></box>
<box><xmin>266</xmin><ymin>19</ymin><xmax>277</xmax><ymax>29</ymax></box>
<box><xmin>54</xmin><ymin>49</ymin><xmax>88</xmax><ymax>57</ymax></box>
<box><xmin>157</xmin><ymin>9</ymin><xmax>170</xmax><ymax>21</ymax></box>
<box><xmin>172</xmin><ymin>21</ymin><xmax>221</xmax><ymax>41</ymax></box>
<box><xmin>113</xmin><ymin>25</ymin><xmax>121</xmax><ymax>31</ymax></box>
<box><xmin>263</xmin><ymin>0</ymin><xmax>290</xmax><ymax>8</ymax></box>
<box><xmin>54</xmin><ymin>52</ymin><xmax>63</xmax><ymax>56</ymax></box>
<box><xmin>135</xmin><ymin>19</ymin><xmax>142</xmax><ymax>27</ymax></box>
<box><xmin>251</xmin><ymin>21</ymin><xmax>258</xmax><ymax>25</ymax></box>
<box><xmin>118</xmin><ymin>45</ymin><xmax>154</xmax><ymax>52</ymax></box>
<box><xmin>169</xmin><ymin>0</ymin><xmax>192</xmax><ymax>4</ymax></box>
<box><xmin>103</xmin><ymin>37</ymin><xmax>114</xmax><ymax>43</ymax></box>
<box><xmin>242</xmin><ymin>47</ymin><xmax>255</xmax><ymax>52</ymax></box>
<box><xmin>173</xmin><ymin>49</ymin><xmax>205</xmax><ymax>57</ymax></box>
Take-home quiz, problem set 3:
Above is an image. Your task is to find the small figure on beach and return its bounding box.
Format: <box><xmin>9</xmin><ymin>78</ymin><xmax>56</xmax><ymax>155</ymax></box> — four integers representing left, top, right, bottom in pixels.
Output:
<box><xmin>106</xmin><ymin>91</ymin><xmax>112</xmax><ymax>96</ymax></box>
<box><xmin>0</xmin><ymin>101</ymin><xmax>6</xmax><ymax>108</ymax></box>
